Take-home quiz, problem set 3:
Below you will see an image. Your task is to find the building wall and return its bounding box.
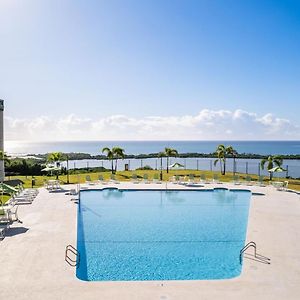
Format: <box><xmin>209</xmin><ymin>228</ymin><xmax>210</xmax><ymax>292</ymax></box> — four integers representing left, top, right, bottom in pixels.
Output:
<box><xmin>0</xmin><ymin>99</ymin><xmax>4</xmax><ymax>181</ymax></box>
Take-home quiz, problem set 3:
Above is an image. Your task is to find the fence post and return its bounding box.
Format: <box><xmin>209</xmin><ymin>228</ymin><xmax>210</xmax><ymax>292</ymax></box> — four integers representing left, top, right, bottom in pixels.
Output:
<box><xmin>258</xmin><ymin>163</ymin><xmax>260</xmax><ymax>176</ymax></box>
<box><xmin>184</xmin><ymin>159</ymin><xmax>186</xmax><ymax>170</ymax></box>
<box><xmin>210</xmin><ymin>160</ymin><xmax>212</xmax><ymax>172</ymax></box>
<box><xmin>197</xmin><ymin>160</ymin><xmax>199</xmax><ymax>171</ymax></box>
<box><xmin>286</xmin><ymin>165</ymin><xmax>289</xmax><ymax>178</ymax></box>
<box><xmin>246</xmin><ymin>162</ymin><xmax>248</xmax><ymax>174</ymax></box>
<box><xmin>141</xmin><ymin>159</ymin><xmax>143</xmax><ymax>169</ymax></box>
<box><xmin>233</xmin><ymin>159</ymin><xmax>236</xmax><ymax>175</ymax></box>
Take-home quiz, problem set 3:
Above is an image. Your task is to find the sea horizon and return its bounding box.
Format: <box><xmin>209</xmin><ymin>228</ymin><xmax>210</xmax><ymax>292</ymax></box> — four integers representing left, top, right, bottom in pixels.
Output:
<box><xmin>5</xmin><ymin>140</ymin><xmax>300</xmax><ymax>156</ymax></box>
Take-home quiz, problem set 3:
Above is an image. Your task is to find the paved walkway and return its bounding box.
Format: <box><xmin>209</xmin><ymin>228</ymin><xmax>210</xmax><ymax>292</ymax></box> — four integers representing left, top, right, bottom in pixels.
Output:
<box><xmin>0</xmin><ymin>183</ymin><xmax>299</xmax><ymax>300</ymax></box>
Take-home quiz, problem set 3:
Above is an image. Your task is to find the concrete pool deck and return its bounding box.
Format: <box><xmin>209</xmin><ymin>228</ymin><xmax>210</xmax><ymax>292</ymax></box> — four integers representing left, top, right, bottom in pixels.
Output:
<box><xmin>0</xmin><ymin>182</ymin><xmax>299</xmax><ymax>300</ymax></box>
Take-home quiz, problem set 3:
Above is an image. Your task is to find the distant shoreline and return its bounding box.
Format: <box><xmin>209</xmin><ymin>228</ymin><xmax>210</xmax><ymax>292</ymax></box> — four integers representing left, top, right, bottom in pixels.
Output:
<box><xmin>19</xmin><ymin>152</ymin><xmax>300</xmax><ymax>161</ymax></box>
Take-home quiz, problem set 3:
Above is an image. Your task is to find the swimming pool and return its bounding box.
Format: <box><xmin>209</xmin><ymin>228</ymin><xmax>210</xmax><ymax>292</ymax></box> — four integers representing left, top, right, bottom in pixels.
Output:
<box><xmin>76</xmin><ymin>188</ymin><xmax>251</xmax><ymax>281</ymax></box>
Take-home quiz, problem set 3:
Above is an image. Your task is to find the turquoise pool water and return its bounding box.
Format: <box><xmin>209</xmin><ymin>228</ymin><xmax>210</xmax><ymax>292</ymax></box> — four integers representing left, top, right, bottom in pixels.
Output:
<box><xmin>76</xmin><ymin>189</ymin><xmax>251</xmax><ymax>281</ymax></box>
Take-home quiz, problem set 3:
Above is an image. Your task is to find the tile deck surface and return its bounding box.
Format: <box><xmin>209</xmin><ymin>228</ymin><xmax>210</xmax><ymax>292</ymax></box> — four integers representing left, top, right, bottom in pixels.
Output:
<box><xmin>0</xmin><ymin>182</ymin><xmax>299</xmax><ymax>300</ymax></box>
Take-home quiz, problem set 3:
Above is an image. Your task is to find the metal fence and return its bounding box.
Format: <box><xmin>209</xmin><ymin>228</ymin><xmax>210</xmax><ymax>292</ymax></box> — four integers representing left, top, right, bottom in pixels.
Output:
<box><xmin>62</xmin><ymin>157</ymin><xmax>300</xmax><ymax>179</ymax></box>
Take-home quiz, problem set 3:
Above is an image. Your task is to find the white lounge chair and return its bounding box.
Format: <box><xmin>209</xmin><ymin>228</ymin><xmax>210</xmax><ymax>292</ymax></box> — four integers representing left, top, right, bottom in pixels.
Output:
<box><xmin>0</xmin><ymin>224</ymin><xmax>9</xmax><ymax>239</ymax></box>
<box><xmin>109</xmin><ymin>174</ymin><xmax>120</xmax><ymax>184</ymax></box>
<box><xmin>97</xmin><ymin>175</ymin><xmax>107</xmax><ymax>185</ymax></box>
<box><xmin>233</xmin><ymin>175</ymin><xmax>241</xmax><ymax>185</ymax></box>
<box><xmin>256</xmin><ymin>176</ymin><xmax>266</xmax><ymax>187</ymax></box>
<box><xmin>152</xmin><ymin>174</ymin><xmax>162</xmax><ymax>184</ymax></box>
<box><xmin>213</xmin><ymin>174</ymin><xmax>221</xmax><ymax>184</ymax></box>
<box><xmin>143</xmin><ymin>174</ymin><xmax>150</xmax><ymax>184</ymax></box>
<box><xmin>131</xmin><ymin>174</ymin><xmax>140</xmax><ymax>184</ymax></box>
<box><xmin>85</xmin><ymin>175</ymin><xmax>95</xmax><ymax>185</ymax></box>
<box><xmin>245</xmin><ymin>175</ymin><xmax>253</xmax><ymax>186</ymax></box>
<box><xmin>11</xmin><ymin>193</ymin><xmax>34</xmax><ymax>204</ymax></box>
<box><xmin>200</xmin><ymin>174</ymin><xmax>210</xmax><ymax>184</ymax></box>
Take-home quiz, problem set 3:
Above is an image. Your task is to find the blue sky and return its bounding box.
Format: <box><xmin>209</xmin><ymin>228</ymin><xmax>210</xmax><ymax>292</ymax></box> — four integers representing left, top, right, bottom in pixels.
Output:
<box><xmin>0</xmin><ymin>0</ymin><xmax>299</xmax><ymax>140</ymax></box>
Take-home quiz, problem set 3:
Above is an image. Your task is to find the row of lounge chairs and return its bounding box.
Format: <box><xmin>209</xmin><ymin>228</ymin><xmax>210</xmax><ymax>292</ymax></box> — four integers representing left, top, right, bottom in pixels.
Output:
<box><xmin>0</xmin><ymin>185</ymin><xmax>39</xmax><ymax>239</ymax></box>
<box><xmin>85</xmin><ymin>174</ymin><xmax>120</xmax><ymax>185</ymax></box>
<box><xmin>84</xmin><ymin>174</ymin><xmax>289</xmax><ymax>190</ymax></box>
<box><xmin>233</xmin><ymin>175</ymin><xmax>289</xmax><ymax>190</ymax></box>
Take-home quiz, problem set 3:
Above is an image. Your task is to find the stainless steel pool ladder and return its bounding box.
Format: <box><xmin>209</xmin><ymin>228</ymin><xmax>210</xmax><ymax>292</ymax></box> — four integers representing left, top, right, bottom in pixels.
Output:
<box><xmin>240</xmin><ymin>241</ymin><xmax>271</xmax><ymax>264</ymax></box>
<box><xmin>65</xmin><ymin>244</ymin><xmax>80</xmax><ymax>267</ymax></box>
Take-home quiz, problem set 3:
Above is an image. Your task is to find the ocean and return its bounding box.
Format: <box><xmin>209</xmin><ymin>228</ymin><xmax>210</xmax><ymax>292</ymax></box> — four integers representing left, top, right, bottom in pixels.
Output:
<box><xmin>5</xmin><ymin>140</ymin><xmax>300</xmax><ymax>156</ymax></box>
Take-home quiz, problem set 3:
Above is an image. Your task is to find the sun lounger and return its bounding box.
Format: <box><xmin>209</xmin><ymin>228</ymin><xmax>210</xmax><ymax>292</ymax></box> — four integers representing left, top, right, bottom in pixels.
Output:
<box><xmin>6</xmin><ymin>204</ymin><xmax>20</xmax><ymax>223</ymax></box>
<box><xmin>85</xmin><ymin>175</ymin><xmax>95</xmax><ymax>185</ymax></box>
<box><xmin>109</xmin><ymin>174</ymin><xmax>120</xmax><ymax>184</ymax></box>
<box><xmin>212</xmin><ymin>174</ymin><xmax>221</xmax><ymax>184</ymax></box>
<box><xmin>245</xmin><ymin>175</ymin><xmax>253</xmax><ymax>186</ymax></box>
<box><xmin>174</xmin><ymin>175</ymin><xmax>180</xmax><ymax>184</ymax></box>
<box><xmin>233</xmin><ymin>175</ymin><xmax>241</xmax><ymax>185</ymax></box>
<box><xmin>45</xmin><ymin>180</ymin><xmax>61</xmax><ymax>190</ymax></box>
<box><xmin>152</xmin><ymin>174</ymin><xmax>162</xmax><ymax>184</ymax></box>
<box><xmin>143</xmin><ymin>174</ymin><xmax>150</xmax><ymax>184</ymax></box>
<box><xmin>0</xmin><ymin>223</ymin><xmax>9</xmax><ymax>239</ymax></box>
<box><xmin>272</xmin><ymin>181</ymin><xmax>288</xmax><ymax>191</ymax></box>
<box><xmin>11</xmin><ymin>194</ymin><xmax>34</xmax><ymax>204</ymax></box>
<box><xmin>188</xmin><ymin>174</ymin><xmax>196</xmax><ymax>184</ymax></box>
<box><xmin>178</xmin><ymin>176</ymin><xmax>187</xmax><ymax>185</ymax></box>
<box><xmin>256</xmin><ymin>175</ymin><xmax>266</xmax><ymax>187</ymax></box>
<box><xmin>18</xmin><ymin>185</ymin><xmax>39</xmax><ymax>194</ymax></box>
<box><xmin>97</xmin><ymin>175</ymin><xmax>107</xmax><ymax>184</ymax></box>
<box><xmin>0</xmin><ymin>208</ymin><xmax>9</xmax><ymax>224</ymax></box>
<box><xmin>131</xmin><ymin>174</ymin><xmax>140</xmax><ymax>184</ymax></box>
<box><xmin>200</xmin><ymin>174</ymin><xmax>210</xmax><ymax>184</ymax></box>
<box><xmin>169</xmin><ymin>176</ymin><xmax>179</xmax><ymax>184</ymax></box>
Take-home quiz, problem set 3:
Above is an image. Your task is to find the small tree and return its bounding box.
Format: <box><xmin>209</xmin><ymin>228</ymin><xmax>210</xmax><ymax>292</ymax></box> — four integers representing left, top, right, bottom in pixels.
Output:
<box><xmin>260</xmin><ymin>155</ymin><xmax>283</xmax><ymax>180</ymax></box>
<box><xmin>164</xmin><ymin>147</ymin><xmax>178</xmax><ymax>173</ymax></box>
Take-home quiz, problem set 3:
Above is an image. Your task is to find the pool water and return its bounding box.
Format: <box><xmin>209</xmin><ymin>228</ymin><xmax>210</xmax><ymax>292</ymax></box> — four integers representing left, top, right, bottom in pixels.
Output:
<box><xmin>76</xmin><ymin>189</ymin><xmax>251</xmax><ymax>281</ymax></box>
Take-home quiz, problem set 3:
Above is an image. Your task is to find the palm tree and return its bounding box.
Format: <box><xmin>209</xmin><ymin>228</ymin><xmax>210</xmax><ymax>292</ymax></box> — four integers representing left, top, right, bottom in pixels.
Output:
<box><xmin>102</xmin><ymin>147</ymin><xmax>114</xmax><ymax>174</ymax></box>
<box><xmin>213</xmin><ymin>144</ymin><xmax>237</xmax><ymax>175</ymax></box>
<box><xmin>47</xmin><ymin>152</ymin><xmax>64</xmax><ymax>179</ymax></box>
<box><xmin>214</xmin><ymin>144</ymin><xmax>226</xmax><ymax>175</ymax></box>
<box><xmin>260</xmin><ymin>155</ymin><xmax>283</xmax><ymax>180</ymax></box>
<box><xmin>112</xmin><ymin>147</ymin><xmax>125</xmax><ymax>173</ymax></box>
<box><xmin>226</xmin><ymin>146</ymin><xmax>238</xmax><ymax>175</ymax></box>
<box><xmin>158</xmin><ymin>151</ymin><xmax>166</xmax><ymax>180</ymax></box>
<box><xmin>164</xmin><ymin>147</ymin><xmax>178</xmax><ymax>173</ymax></box>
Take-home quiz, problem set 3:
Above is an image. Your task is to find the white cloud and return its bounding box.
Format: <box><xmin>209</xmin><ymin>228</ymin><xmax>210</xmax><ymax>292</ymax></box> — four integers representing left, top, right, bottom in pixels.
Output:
<box><xmin>4</xmin><ymin>109</ymin><xmax>300</xmax><ymax>141</ymax></box>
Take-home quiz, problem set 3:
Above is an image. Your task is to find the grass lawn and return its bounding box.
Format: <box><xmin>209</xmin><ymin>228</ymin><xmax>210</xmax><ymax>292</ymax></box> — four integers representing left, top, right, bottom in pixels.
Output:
<box><xmin>5</xmin><ymin>169</ymin><xmax>300</xmax><ymax>190</ymax></box>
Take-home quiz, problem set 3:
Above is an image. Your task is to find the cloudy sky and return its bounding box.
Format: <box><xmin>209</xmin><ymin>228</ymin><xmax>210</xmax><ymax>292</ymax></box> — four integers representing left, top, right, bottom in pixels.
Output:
<box><xmin>0</xmin><ymin>0</ymin><xmax>299</xmax><ymax>141</ymax></box>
